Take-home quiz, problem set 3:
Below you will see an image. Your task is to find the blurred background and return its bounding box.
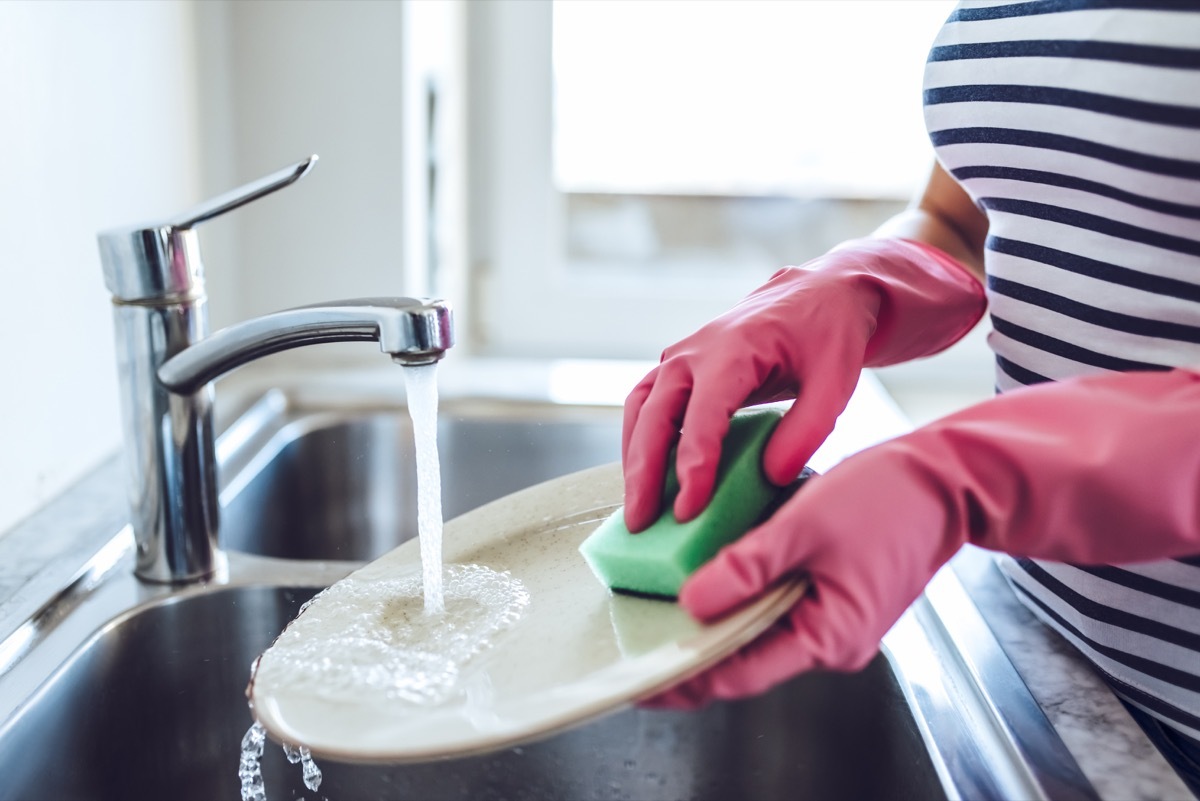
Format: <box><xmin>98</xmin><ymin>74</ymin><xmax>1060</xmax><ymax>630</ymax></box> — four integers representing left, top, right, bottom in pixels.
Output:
<box><xmin>0</xmin><ymin>0</ymin><xmax>991</xmax><ymax>536</ymax></box>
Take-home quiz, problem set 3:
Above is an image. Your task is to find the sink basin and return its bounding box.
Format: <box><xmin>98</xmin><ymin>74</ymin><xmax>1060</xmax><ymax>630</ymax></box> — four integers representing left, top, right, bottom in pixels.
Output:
<box><xmin>0</xmin><ymin>584</ymin><xmax>938</xmax><ymax>801</ymax></box>
<box><xmin>220</xmin><ymin>396</ymin><xmax>626</xmax><ymax>561</ymax></box>
<box><xmin>0</xmin><ymin>383</ymin><xmax>1098</xmax><ymax>801</ymax></box>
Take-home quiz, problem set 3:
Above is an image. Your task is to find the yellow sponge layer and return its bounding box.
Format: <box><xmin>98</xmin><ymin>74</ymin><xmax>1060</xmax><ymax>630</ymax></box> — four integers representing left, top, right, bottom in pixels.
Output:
<box><xmin>580</xmin><ymin>407</ymin><xmax>786</xmax><ymax>599</ymax></box>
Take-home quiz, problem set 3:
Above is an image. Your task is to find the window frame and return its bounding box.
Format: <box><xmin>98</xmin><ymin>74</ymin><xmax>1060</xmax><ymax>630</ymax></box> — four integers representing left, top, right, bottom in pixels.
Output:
<box><xmin>465</xmin><ymin>0</ymin><xmax>769</xmax><ymax>359</ymax></box>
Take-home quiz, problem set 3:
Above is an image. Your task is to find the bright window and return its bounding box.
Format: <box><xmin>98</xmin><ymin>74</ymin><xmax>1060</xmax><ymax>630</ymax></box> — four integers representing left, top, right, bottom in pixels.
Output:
<box><xmin>466</xmin><ymin>0</ymin><xmax>964</xmax><ymax>360</ymax></box>
<box><xmin>552</xmin><ymin>0</ymin><xmax>955</xmax><ymax>198</ymax></box>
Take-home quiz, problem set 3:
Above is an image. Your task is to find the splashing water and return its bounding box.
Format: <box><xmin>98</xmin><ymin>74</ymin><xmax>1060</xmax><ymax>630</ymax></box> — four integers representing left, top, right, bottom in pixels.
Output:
<box><xmin>239</xmin><ymin>722</ymin><xmax>266</xmax><ymax>801</ymax></box>
<box><xmin>240</xmin><ymin>722</ymin><xmax>323</xmax><ymax>801</ymax></box>
<box><xmin>301</xmin><ymin>750</ymin><xmax>323</xmax><ymax>792</ymax></box>
<box><xmin>405</xmin><ymin>361</ymin><xmax>445</xmax><ymax>614</ymax></box>
<box><xmin>283</xmin><ymin>742</ymin><xmax>323</xmax><ymax>791</ymax></box>
<box><xmin>254</xmin><ymin>564</ymin><xmax>530</xmax><ymax>706</ymax></box>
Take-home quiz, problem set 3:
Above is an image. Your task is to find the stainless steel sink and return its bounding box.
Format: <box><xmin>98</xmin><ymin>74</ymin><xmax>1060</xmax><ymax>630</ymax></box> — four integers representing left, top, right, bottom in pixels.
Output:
<box><xmin>219</xmin><ymin>393</ymin><xmax>627</xmax><ymax>561</ymax></box>
<box><xmin>0</xmin><ymin>583</ymin><xmax>937</xmax><ymax>801</ymax></box>
<box><xmin>0</xmin><ymin>385</ymin><xmax>1098</xmax><ymax>801</ymax></box>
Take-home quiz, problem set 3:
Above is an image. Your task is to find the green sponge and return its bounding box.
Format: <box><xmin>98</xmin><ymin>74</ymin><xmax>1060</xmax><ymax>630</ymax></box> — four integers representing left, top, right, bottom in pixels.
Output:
<box><xmin>580</xmin><ymin>406</ymin><xmax>787</xmax><ymax>599</ymax></box>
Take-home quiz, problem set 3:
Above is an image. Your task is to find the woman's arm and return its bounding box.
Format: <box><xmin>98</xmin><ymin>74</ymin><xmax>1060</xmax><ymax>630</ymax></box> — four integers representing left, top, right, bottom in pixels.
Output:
<box><xmin>874</xmin><ymin>161</ymin><xmax>989</xmax><ymax>281</ymax></box>
<box><xmin>647</xmin><ymin>367</ymin><xmax>1200</xmax><ymax>707</ymax></box>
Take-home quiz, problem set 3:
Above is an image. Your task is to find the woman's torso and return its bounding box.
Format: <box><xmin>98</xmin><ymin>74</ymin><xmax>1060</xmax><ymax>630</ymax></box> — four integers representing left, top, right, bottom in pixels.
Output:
<box><xmin>924</xmin><ymin>0</ymin><xmax>1200</xmax><ymax>739</ymax></box>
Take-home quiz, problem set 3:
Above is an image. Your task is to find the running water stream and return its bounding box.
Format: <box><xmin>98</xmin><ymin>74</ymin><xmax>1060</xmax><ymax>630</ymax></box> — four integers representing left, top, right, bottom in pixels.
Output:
<box><xmin>238</xmin><ymin>363</ymin><xmax>443</xmax><ymax>800</ymax></box>
<box><xmin>406</xmin><ymin>362</ymin><xmax>446</xmax><ymax>613</ymax></box>
<box><xmin>239</xmin><ymin>362</ymin><xmax>530</xmax><ymax>799</ymax></box>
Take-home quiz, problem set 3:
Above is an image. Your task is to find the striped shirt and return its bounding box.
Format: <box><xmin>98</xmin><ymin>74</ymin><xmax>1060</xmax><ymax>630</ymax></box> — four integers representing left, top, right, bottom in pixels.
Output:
<box><xmin>924</xmin><ymin>0</ymin><xmax>1200</xmax><ymax>740</ymax></box>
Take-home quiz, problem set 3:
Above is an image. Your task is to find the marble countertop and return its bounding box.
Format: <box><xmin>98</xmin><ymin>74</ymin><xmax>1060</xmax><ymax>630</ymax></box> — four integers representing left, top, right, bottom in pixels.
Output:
<box><xmin>0</xmin><ymin>358</ymin><xmax>1192</xmax><ymax>799</ymax></box>
<box><xmin>953</xmin><ymin>546</ymin><xmax>1193</xmax><ymax>800</ymax></box>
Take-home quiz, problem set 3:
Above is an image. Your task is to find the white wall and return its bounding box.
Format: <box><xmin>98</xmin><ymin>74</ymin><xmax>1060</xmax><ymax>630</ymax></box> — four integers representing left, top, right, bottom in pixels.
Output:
<box><xmin>0</xmin><ymin>1</ymin><xmax>201</xmax><ymax>536</ymax></box>
<box><xmin>0</xmin><ymin>0</ymin><xmax>439</xmax><ymax>536</ymax></box>
<box><xmin>193</xmin><ymin>0</ymin><xmax>415</xmax><ymax>355</ymax></box>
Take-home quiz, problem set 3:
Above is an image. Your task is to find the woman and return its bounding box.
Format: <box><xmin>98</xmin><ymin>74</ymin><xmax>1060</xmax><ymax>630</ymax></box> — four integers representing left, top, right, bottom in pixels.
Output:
<box><xmin>621</xmin><ymin>1</ymin><xmax>1200</xmax><ymax>791</ymax></box>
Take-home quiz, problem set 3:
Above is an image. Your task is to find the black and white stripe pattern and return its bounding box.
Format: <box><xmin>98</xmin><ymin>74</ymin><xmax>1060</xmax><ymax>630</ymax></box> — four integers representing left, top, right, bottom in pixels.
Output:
<box><xmin>925</xmin><ymin>0</ymin><xmax>1200</xmax><ymax>740</ymax></box>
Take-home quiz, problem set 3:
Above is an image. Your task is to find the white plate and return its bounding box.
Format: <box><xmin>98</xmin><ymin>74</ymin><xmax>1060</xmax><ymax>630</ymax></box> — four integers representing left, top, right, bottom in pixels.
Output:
<box><xmin>249</xmin><ymin>461</ymin><xmax>806</xmax><ymax>764</ymax></box>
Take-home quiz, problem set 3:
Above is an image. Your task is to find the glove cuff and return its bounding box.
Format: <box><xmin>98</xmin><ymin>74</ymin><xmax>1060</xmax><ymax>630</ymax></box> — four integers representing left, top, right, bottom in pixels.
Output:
<box><xmin>844</xmin><ymin>237</ymin><xmax>987</xmax><ymax>367</ymax></box>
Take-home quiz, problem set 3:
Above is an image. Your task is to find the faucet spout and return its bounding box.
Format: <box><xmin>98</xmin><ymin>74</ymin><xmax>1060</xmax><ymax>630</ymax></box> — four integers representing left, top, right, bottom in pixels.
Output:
<box><xmin>158</xmin><ymin>298</ymin><xmax>454</xmax><ymax>394</ymax></box>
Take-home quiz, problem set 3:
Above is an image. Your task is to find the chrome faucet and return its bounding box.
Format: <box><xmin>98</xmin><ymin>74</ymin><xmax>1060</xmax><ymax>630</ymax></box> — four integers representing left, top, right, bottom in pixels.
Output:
<box><xmin>97</xmin><ymin>156</ymin><xmax>454</xmax><ymax>584</ymax></box>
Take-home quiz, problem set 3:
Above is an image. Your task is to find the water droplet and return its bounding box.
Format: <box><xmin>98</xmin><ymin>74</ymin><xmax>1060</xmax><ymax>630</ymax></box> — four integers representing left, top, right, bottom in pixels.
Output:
<box><xmin>300</xmin><ymin>747</ymin><xmax>323</xmax><ymax>792</ymax></box>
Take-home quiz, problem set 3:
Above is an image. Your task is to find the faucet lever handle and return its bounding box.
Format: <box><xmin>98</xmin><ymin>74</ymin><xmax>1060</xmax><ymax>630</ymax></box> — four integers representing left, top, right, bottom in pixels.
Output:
<box><xmin>169</xmin><ymin>155</ymin><xmax>318</xmax><ymax>230</ymax></box>
<box><xmin>99</xmin><ymin>155</ymin><xmax>318</xmax><ymax>302</ymax></box>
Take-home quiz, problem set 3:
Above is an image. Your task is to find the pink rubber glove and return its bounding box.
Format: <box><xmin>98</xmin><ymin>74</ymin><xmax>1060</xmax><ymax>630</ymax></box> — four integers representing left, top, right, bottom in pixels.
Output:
<box><xmin>621</xmin><ymin>237</ymin><xmax>985</xmax><ymax>532</ymax></box>
<box><xmin>647</xmin><ymin>368</ymin><xmax>1200</xmax><ymax>708</ymax></box>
